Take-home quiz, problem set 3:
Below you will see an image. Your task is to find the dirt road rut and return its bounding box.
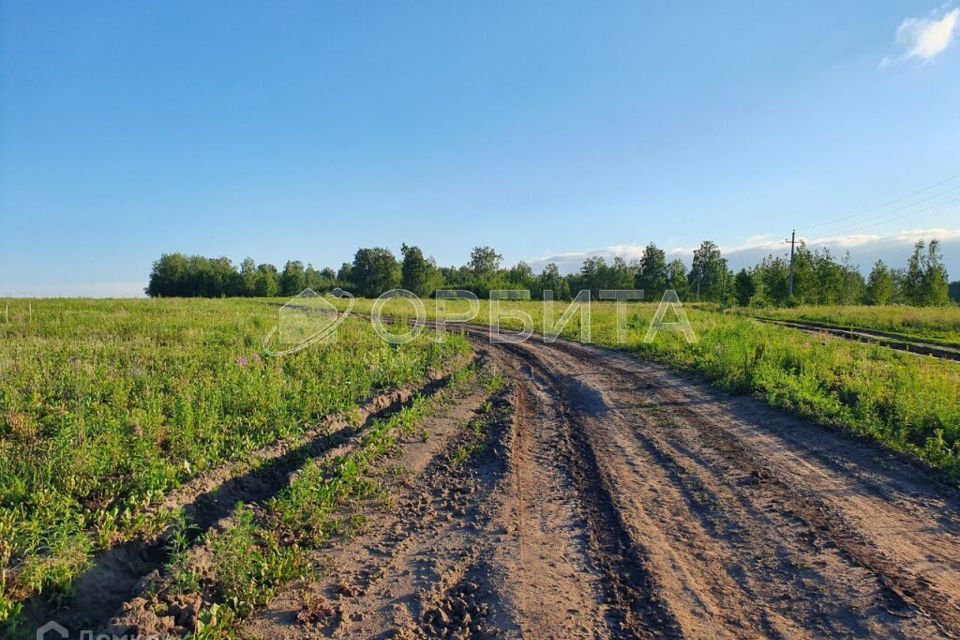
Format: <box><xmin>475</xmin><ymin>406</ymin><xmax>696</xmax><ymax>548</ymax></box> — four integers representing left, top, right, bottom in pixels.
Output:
<box><xmin>246</xmin><ymin>334</ymin><xmax>960</xmax><ymax>639</ymax></box>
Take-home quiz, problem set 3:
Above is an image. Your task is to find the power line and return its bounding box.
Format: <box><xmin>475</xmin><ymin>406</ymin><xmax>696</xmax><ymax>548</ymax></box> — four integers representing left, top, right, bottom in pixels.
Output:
<box><xmin>806</xmin><ymin>193</ymin><xmax>960</xmax><ymax>243</ymax></box>
<box><xmin>805</xmin><ymin>185</ymin><xmax>960</xmax><ymax>237</ymax></box>
<box><xmin>814</xmin><ymin>191</ymin><xmax>960</xmax><ymax>238</ymax></box>
<box><xmin>799</xmin><ymin>171</ymin><xmax>960</xmax><ymax>233</ymax></box>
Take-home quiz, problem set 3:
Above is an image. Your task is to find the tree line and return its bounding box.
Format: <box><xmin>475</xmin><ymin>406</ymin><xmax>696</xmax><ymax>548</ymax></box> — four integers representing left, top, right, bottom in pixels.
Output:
<box><xmin>146</xmin><ymin>239</ymin><xmax>958</xmax><ymax>306</ymax></box>
<box><xmin>736</xmin><ymin>239</ymin><xmax>954</xmax><ymax>307</ymax></box>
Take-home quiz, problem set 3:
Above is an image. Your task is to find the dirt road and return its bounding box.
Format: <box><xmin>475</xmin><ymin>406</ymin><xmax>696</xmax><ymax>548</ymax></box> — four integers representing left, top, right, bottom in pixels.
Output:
<box><xmin>239</xmin><ymin>331</ymin><xmax>960</xmax><ymax>639</ymax></box>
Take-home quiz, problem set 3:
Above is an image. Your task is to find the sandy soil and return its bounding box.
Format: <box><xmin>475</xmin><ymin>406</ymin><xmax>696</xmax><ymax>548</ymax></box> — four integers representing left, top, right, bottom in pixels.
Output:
<box><xmin>235</xmin><ymin>334</ymin><xmax>960</xmax><ymax>639</ymax></box>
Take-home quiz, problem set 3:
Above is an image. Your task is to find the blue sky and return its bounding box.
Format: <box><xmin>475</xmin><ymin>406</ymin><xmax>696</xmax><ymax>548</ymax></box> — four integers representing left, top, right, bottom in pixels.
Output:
<box><xmin>1</xmin><ymin>1</ymin><xmax>959</xmax><ymax>296</ymax></box>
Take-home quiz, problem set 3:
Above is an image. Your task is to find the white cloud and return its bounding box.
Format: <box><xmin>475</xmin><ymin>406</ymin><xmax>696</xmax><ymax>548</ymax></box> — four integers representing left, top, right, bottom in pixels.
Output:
<box><xmin>881</xmin><ymin>8</ymin><xmax>959</xmax><ymax>67</ymax></box>
<box><xmin>808</xmin><ymin>226</ymin><xmax>960</xmax><ymax>247</ymax></box>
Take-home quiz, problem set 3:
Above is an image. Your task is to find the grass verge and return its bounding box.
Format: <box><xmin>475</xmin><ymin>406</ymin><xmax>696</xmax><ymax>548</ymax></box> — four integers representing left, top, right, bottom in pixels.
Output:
<box><xmin>121</xmin><ymin>364</ymin><xmax>485</xmax><ymax>639</ymax></box>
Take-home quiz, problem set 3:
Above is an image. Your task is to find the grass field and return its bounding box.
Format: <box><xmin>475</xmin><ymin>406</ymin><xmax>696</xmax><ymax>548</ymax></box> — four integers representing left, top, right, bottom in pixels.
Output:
<box><xmin>0</xmin><ymin>298</ymin><xmax>468</xmax><ymax>626</ymax></box>
<box><xmin>156</xmin><ymin>365</ymin><xmax>489</xmax><ymax>637</ymax></box>
<box><xmin>2</xmin><ymin>296</ymin><xmax>959</xmax><ymax>634</ymax></box>
<box><xmin>340</xmin><ymin>296</ymin><xmax>960</xmax><ymax>480</ymax></box>
<box><xmin>731</xmin><ymin>304</ymin><xmax>960</xmax><ymax>348</ymax></box>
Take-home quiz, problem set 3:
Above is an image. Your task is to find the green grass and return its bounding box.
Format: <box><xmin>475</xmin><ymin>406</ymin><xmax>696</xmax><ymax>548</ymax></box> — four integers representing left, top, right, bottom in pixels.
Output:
<box><xmin>2</xmin><ymin>295</ymin><xmax>959</xmax><ymax>631</ymax></box>
<box><xmin>0</xmin><ymin>298</ymin><xmax>468</xmax><ymax>624</ymax></box>
<box><xmin>335</xmin><ymin>296</ymin><xmax>960</xmax><ymax>482</ymax></box>
<box><xmin>732</xmin><ymin>304</ymin><xmax>960</xmax><ymax>348</ymax></box>
<box><xmin>164</xmin><ymin>366</ymin><xmax>482</xmax><ymax>638</ymax></box>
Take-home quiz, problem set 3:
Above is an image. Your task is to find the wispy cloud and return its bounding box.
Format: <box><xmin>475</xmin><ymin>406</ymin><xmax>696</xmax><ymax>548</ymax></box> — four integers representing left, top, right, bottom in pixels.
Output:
<box><xmin>881</xmin><ymin>7</ymin><xmax>959</xmax><ymax>68</ymax></box>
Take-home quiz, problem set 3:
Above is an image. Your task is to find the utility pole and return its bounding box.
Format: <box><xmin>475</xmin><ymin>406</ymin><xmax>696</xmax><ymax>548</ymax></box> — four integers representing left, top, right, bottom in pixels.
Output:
<box><xmin>787</xmin><ymin>229</ymin><xmax>796</xmax><ymax>299</ymax></box>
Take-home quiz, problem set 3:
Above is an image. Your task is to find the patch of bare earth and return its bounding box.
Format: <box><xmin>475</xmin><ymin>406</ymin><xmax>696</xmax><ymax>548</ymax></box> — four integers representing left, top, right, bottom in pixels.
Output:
<box><xmin>247</xmin><ymin>333</ymin><xmax>960</xmax><ymax>639</ymax></box>
<box><xmin>496</xmin><ymin>336</ymin><xmax>960</xmax><ymax>639</ymax></box>
<box><xmin>243</xmin><ymin>365</ymin><xmax>518</xmax><ymax>639</ymax></box>
<box><xmin>103</xmin><ymin>333</ymin><xmax>960</xmax><ymax>640</ymax></box>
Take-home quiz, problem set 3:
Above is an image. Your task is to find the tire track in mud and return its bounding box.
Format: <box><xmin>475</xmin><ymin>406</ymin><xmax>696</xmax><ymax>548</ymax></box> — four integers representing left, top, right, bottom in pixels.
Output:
<box><xmin>98</xmin><ymin>322</ymin><xmax>960</xmax><ymax>639</ymax></box>
<box><xmin>19</xmin><ymin>367</ymin><xmax>466</xmax><ymax>634</ymax></box>
<box><xmin>443</xmin><ymin>328</ymin><xmax>960</xmax><ymax>638</ymax></box>
<box><xmin>501</xmin><ymin>335</ymin><xmax>960</xmax><ymax>638</ymax></box>
<box><xmin>496</xmin><ymin>373</ymin><xmax>611</xmax><ymax>639</ymax></box>
<box><xmin>244</xmin><ymin>368</ymin><xmax>519</xmax><ymax>639</ymax></box>
<box><xmin>499</xmin><ymin>345</ymin><xmax>684</xmax><ymax>639</ymax></box>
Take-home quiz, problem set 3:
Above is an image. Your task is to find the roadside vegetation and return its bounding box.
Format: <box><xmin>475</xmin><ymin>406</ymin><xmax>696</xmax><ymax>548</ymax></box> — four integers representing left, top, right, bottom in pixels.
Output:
<box><xmin>3</xmin><ymin>235</ymin><xmax>958</xmax><ymax>629</ymax></box>
<box><xmin>340</xmin><ymin>297</ymin><xmax>960</xmax><ymax>483</ymax></box>
<box><xmin>115</xmin><ymin>364</ymin><xmax>489</xmax><ymax>639</ymax></box>
<box><xmin>0</xmin><ymin>298</ymin><xmax>468</xmax><ymax>627</ymax></box>
<box><xmin>732</xmin><ymin>304</ymin><xmax>960</xmax><ymax>348</ymax></box>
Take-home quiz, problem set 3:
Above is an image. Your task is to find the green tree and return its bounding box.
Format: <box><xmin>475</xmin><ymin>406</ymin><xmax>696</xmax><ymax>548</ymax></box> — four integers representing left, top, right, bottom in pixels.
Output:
<box><xmin>400</xmin><ymin>244</ymin><xmax>443</xmax><ymax>297</ymax></box>
<box><xmin>608</xmin><ymin>257</ymin><xmax>636</xmax><ymax>290</ymax></box>
<box><xmin>904</xmin><ymin>239</ymin><xmax>950</xmax><ymax>305</ymax></box>
<box><xmin>304</xmin><ymin>264</ymin><xmax>320</xmax><ymax>290</ymax></box>
<box><xmin>634</xmin><ymin>243</ymin><xmax>668</xmax><ymax>300</ymax></box>
<box><xmin>733</xmin><ymin>268</ymin><xmax>756</xmax><ymax>306</ymax></box>
<box><xmin>839</xmin><ymin>252</ymin><xmax>865</xmax><ymax>305</ymax></box>
<box><xmin>789</xmin><ymin>244</ymin><xmax>816</xmax><ymax>304</ymax></box>
<box><xmin>254</xmin><ymin>263</ymin><xmax>280</xmax><ymax>297</ymax></box>
<box><xmin>571</xmin><ymin>256</ymin><xmax>606</xmax><ymax>297</ymax></box>
<box><xmin>812</xmin><ymin>249</ymin><xmax>844</xmax><ymax>305</ymax></box>
<box><xmin>688</xmin><ymin>241</ymin><xmax>728</xmax><ymax>301</ymax></box>
<box><xmin>239</xmin><ymin>257</ymin><xmax>258</xmax><ymax>296</ymax></box>
<box><xmin>865</xmin><ymin>260</ymin><xmax>894</xmax><ymax>305</ymax></box>
<box><xmin>507</xmin><ymin>261</ymin><xmax>536</xmax><ymax>289</ymax></box>
<box><xmin>146</xmin><ymin>253</ymin><xmax>190</xmax><ymax>297</ymax></box>
<box><xmin>537</xmin><ymin>263</ymin><xmax>570</xmax><ymax>300</ymax></box>
<box><xmin>215</xmin><ymin>257</ymin><xmax>241</xmax><ymax>296</ymax></box>
<box><xmin>950</xmin><ymin>281</ymin><xmax>960</xmax><ymax>304</ymax></box>
<box><xmin>303</xmin><ymin>264</ymin><xmax>337</xmax><ymax>292</ymax></box>
<box><xmin>571</xmin><ymin>256</ymin><xmax>634</xmax><ymax>297</ymax></box>
<box><xmin>441</xmin><ymin>265</ymin><xmax>473</xmax><ymax>289</ymax></box>
<box><xmin>337</xmin><ymin>262</ymin><xmax>353</xmax><ymax>288</ymax></box>
<box><xmin>351</xmin><ymin>247</ymin><xmax>401</xmax><ymax>298</ymax></box>
<box><xmin>665</xmin><ymin>259</ymin><xmax>689</xmax><ymax>300</ymax></box>
<box><xmin>756</xmin><ymin>255</ymin><xmax>790</xmax><ymax>306</ymax></box>
<box><xmin>279</xmin><ymin>260</ymin><xmax>307</xmax><ymax>296</ymax></box>
<box><xmin>183</xmin><ymin>256</ymin><xmax>237</xmax><ymax>297</ymax></box>
<box><xmin>891</xmin><ymin>267</ymin><xmax>909</xmax><ymax>304</ymax></box>
<box><xmin>468</xmin><ymin>246</ymin><xmax>503</xmax><ymax>281</ymax></box>
<box><xmin>904</xmin><ymin>241</ymin><xmax>927</xmax><ymax>305</ymax></box>
<box><xmin>921</xmin><ymin>239</ymin><xmax>950</xmax><ymax>306</ymax></box>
